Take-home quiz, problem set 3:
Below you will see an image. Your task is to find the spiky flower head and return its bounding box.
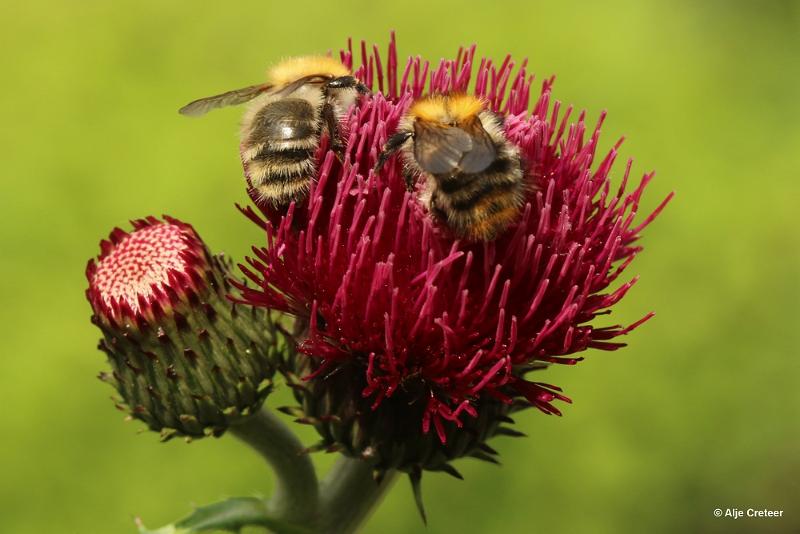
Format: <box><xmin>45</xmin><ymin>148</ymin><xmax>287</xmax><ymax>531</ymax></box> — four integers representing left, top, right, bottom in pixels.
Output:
<box><xmin>87</xmin><ymin>216</ymin><xmax>281</xmax><ymax>440</ymax></box>
<box><xmin>237</xmin><ymin>35</ymin><xmax>671</xmax><ymax>475</ymax></box>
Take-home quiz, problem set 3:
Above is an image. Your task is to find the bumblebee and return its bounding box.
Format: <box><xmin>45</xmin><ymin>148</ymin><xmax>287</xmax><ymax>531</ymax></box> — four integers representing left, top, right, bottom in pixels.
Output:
<box><xmin>180</xmin><ymin>56</ymin><xmax>368</xmax><ymax>207</ymax></box>
<box><xmin>376</xmin><ymin>94</ymin><xmax>524</xmax><ymax>241</ymax></box>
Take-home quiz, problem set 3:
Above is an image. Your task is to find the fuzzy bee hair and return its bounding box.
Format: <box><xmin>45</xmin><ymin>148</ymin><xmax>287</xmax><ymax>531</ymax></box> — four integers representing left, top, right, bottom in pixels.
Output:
<box><xmin>266</xmin><ymin>56</ymin><xmax>351</xmax><ymax>87</ymax></box>
<box><xmin>180</xmin><ymin>55</ymin><xmax>367</xmax><ymax>208</ymax></box>
<box><xmin>378</xmin><ymin>93</ymin><xmax>525</xmax><ymax>241</ymax></box>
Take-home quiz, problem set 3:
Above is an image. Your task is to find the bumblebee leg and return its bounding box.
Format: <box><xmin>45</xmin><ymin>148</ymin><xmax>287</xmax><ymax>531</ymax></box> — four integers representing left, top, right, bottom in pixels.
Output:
<box><xmin>322</xmin><ymin>102</ymin><xmax>346</xmax><ymax>161</ymax></box>
<box><xmin>374</xmin><ymin>131</ymin><xmax>413</xmax><ymax>173</ymax></box>
<box><xmin>402</xmin><ymin>168</ymin><xmax>417</xmax><ymax>192</ymax></box>
<box><xmin>327</xmin><ymin>75</ymin><xmax>370</xmax><ymax>94</ymax></box>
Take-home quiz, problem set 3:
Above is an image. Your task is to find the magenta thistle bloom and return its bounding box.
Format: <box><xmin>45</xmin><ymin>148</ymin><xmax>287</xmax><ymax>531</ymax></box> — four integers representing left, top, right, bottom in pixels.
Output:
<box><xmin>235</xmin><ymin>35</ymin><xmax>671</xmax><ymax>472</ymax></box>
<box><xmin>87</xmin><ymin>216</ymin><xmax>280</xmax><ymax>439</ymax></box>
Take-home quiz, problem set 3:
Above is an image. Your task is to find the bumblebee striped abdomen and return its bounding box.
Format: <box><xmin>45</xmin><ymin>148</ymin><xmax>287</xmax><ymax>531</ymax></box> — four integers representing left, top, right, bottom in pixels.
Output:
<box><xmin>242</xmin><ymin>98</ymin><xmax>321</xmax><ymax>207</ymax></box>
<box><xmin>430</xmin><ymin>154</ymin><xmax>524</xmax><ymax>240</ymax></box>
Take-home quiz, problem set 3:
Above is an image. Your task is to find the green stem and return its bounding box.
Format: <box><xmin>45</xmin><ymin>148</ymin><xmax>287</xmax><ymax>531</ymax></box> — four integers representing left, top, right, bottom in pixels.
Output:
<box><xmin>318</xmin><ymin>458</ymin><xmax>397</xmax><ymax>534</ymax></box>
<box><xmin>229</xmin><ymin>409</ymin><xmax>319</xmax><ymax>527</ymax></box>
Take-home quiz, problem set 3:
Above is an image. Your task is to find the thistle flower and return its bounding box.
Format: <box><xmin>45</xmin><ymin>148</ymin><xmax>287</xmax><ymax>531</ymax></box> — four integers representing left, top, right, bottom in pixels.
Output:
<box><xmin>87</xmin><ymin>216</ymin><xmax>281</xmax><ymax>440</ymax></box>
<box><xmin>236</xmin><ymin>35</ymin><xmax>671</xmax><ymax>476</ymax></box>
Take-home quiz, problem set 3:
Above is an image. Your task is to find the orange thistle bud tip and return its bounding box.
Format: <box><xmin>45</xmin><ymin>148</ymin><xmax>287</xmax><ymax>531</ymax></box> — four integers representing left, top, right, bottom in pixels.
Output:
<box><xmin>86</xmin><ymin>216</ymin><xmax>284</xmax><ymax>440</ymax></box>
<box><xmin>86</xmin><ymin>216</ymin><xmax>210</xmax><ymax>324</ymax></box>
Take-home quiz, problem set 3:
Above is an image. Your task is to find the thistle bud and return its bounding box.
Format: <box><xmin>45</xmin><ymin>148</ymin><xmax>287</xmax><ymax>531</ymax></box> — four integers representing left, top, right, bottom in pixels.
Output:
<box><xmin>86</xmin><ymin>216</ymin><xmax>280</xmax><ymax>440</ymax></box>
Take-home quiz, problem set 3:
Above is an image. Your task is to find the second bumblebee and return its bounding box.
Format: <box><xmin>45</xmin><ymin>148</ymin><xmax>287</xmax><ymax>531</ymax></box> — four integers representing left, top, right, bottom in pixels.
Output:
<box><xmin>181</xmin><ymin>56</ymin><xmax>368</xmax><ymax>208</ymax></box>
<box><xmin>377</xmin><ymin>94</ymin><xmax>525</xmax><ymax>241</ymax></box>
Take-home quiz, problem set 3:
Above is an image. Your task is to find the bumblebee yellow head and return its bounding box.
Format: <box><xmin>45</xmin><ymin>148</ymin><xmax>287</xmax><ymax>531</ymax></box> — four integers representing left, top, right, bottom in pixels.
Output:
<box><xmin>409</xmin><ymin>94</ymin><xmax>486</xmax><ymax>125</ymax></box>
<box><xmin>267</xmin><ymin>56</ymin><xmax>351</xmax><ymax>87</ymax></box>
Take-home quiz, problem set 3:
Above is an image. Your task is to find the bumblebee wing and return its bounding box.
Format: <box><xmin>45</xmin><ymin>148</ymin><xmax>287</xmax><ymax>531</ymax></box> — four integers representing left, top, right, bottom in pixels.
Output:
<box><xmin>179</xmin><ymin>84</ymin><xmax>271</xmax><ymax>116</ymax></box>
<box><xmin>458</xmin><ymin>119</ymin><xmax>497</xmax><ymax>174</ymax></box>
<box><xmin>414</xmin><ymin>121</ymin><xmax>497</xmax><ymax>175</ymax></box>
<box><xmin>413</xmin><ymin>123</ymin><xmax>474</xmax><ymax>175</ymax></box>
<box><xmin>274</xmin><ymin>74</ymin><xmax>329</xmax><ymax>96</ymax></box>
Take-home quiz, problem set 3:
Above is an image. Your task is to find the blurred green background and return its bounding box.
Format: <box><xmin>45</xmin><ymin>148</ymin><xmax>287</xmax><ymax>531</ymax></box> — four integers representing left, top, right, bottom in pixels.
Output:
<box><xmin>1</xmin><ymin>0</ymin><xmax>798</xmax><ymax>532</ymax></box>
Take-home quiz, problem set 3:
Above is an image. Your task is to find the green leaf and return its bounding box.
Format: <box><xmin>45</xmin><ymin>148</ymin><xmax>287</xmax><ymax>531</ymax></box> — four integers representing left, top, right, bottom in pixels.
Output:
<box><xmin>136</xmin><ymin>497</ymin><xmax>311</xmax><ymax>534</ymax></box>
